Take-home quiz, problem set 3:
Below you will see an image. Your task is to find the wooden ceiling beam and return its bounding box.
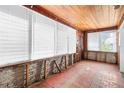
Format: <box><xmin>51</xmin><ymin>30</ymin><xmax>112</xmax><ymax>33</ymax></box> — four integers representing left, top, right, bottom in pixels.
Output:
<box><xmin>85</xmin><ymin>26</ymin><xmax>118</xmax><ymax>33</ymax></box>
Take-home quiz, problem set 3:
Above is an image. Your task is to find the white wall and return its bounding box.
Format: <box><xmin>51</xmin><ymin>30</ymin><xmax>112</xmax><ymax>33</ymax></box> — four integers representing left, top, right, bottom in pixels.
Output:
<box><xmin>119</xmin><ymin>21</ymin><xmax>124</xmax><ymax>72</ymax></box>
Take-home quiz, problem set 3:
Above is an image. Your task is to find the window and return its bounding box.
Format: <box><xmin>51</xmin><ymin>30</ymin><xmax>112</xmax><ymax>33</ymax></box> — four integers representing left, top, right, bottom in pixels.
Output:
<box><xmin>0</xmin><ymin>6</ymin><xmax>29</xmax><ymax>65</ymax></box>
<box><xmin>54</xmin><ymin>22</ymin><xmax>76</xmax><ymax>55</ymax></box>
<box><xmin>67</xmin><ymin>27</ymin><xmax>76</xmax><ymax>53</ymax></box>
<box><xmin>0</xmin><ymin>5</ymin><xmax>77</xmax><ymax>66</ymax></box>
<box><xmin>88</xmin><ymin>31</ymin><xmax>116</xmax><ymax>52</ymax></box>
<box><xmin>32</xmin><ymin>13</ymin><xmax>55</xmax><ymax>59</ymax></box>
<box><xmin>55</xmin><ymin>23</ymin><xmax>68</xmax><ymax>55</ymax></box>
<box><xmin>88</xmin><ymin>32</ymin><xmax>99</xmax><ymax>51</ymax></box>
<box><xmin>100</xmin><ymin>31</ymin><xmax>116</xmax><ymax>52</ymax></box>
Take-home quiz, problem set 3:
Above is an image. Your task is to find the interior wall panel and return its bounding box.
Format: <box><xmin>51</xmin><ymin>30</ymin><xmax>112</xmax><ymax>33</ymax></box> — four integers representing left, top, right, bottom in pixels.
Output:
<box><xmin>84</xmin><ymin>51</ymin><xmax>117</xmax><ymax>63</ymax></box>
<box><xmin>96</xmin><ymin>52</ymin><xmax>106</xmax><ymax>62</ymax></box>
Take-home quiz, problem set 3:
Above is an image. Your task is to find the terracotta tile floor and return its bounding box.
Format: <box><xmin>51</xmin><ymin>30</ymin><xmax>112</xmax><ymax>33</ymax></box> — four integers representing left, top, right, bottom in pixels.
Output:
<box><xmin>29</xmin><ymin>60</ymin><xmax>124</xmax><ymax>88</ymax></box>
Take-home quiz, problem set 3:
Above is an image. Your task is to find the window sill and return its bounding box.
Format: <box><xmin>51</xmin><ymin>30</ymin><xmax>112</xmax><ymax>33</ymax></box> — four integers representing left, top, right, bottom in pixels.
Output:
<box><xmin>86</xmin><ymin>50</ymin><xmax>117</xmax><ymax>53</ymax></box>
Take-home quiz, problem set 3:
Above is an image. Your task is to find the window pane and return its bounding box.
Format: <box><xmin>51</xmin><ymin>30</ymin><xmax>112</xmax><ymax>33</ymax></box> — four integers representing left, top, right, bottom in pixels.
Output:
<box><xmin>88</xmin><ymin>32</ymin><xmax>99</xmax><ymax>51</ymax></box>
<box><xmin>100</xmin><ymin>31</ymin><xmax>116</xmax><ymax>52</ymax></box>
<box><xmin>0</xmin><ymin>6</ymin><xmax>29</xmax><ymax>65</ymax></box>
<box><xmin>32</xmin><ymin>13</ymin><xmax>55</xmax><ymax>59</ymax></box>
<box><xmin>68</xmin><ymin>27</ymin><xmax>76</xmax><ymax>53</ymax></box>
<box><xmin>56</xmin><ymin>23</ymin><xmax>68</xmax><ymax>55</ymax></box>
<box><xmin>55</xmin><ymin>23</ymin><xmax>76</xmax><ymax>55</ymax></box>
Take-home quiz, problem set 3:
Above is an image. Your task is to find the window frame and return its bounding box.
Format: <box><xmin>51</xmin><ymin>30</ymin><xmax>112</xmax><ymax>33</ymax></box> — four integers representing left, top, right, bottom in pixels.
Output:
<box><xmin>87</xmin><ymin>30</ymin><xmax>117</xmax><ymax>53</ymax></box>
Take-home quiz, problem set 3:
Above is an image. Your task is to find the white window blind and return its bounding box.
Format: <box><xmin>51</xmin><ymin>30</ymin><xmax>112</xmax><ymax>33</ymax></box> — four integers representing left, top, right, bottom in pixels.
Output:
<box><xmin>0</xmin><ymin>5</ymin><xmax>77</xmax><ymax>66</ymax></box>
<box><xmin>68</xmin><ymin>27</ymin><xmax>76</xmax><ymax>53</ymax></box>
<box><xmin>88</xmin><ymin>32</ymin><xmax>99</xmax><ymax>51</ymax></box>
<box><xmin>56</xmin><ymin>23</ymin><xmax>68</xmax><ymax>55</ymax></box>
<box><xmin>55</xmin><ymin>23</ymin><xmax>76</xmax><ymax>55</ymax></box>
<box><xmin>32</xmin><ymin>13</ymin><xmax>55</xmax><ymax>59</ymax></box>
<box><xmin>0</xmin><ymin>6</ymin><xmax>29</xmax><ymax>65</ymax></box>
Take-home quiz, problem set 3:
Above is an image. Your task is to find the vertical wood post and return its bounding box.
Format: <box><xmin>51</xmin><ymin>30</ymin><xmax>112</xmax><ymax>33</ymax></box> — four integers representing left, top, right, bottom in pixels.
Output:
<box><xmin>44</xmin><ymin>60</ymin><xmax>47</xmax><ymax>79</ymax></box>
<box><xmin>96</xmin><ymin>52</ymin><xmax>98</xmax><ymax>61</ymax></box>
<box><xmin>72</xmin><ymin>54</ymin><xmax>74</xmax><ymax>65</ymax></box>
<box><xmin>26</xmin><ymin>63</ymin><xmax>30</xmax><ymax>87</ymax></box>
<box><xmin>64</xmin><ymin>55</ymin><xmax>67</xmax><ymax>69</ymax></box>
<box><xmin>116</xmin><ymin>31</ymin><xmax>119</xmax><ymax>65</ymax></box>
<box><xmin>83</xmin><ymin>32</ymin><xmax>88</xmax><ymax>59</ymax></box>
<box><xmin>73</xmin><ymin>53</ymin><xmax>76</xmax><ymax>63</ymax></box>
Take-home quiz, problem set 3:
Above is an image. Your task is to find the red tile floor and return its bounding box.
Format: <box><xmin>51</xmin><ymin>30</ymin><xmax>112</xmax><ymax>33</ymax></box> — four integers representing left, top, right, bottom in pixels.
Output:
<box><xmin>29</xmin><ymin>60</ymin><xmax>124</xmax><ymax>88</ymax></box>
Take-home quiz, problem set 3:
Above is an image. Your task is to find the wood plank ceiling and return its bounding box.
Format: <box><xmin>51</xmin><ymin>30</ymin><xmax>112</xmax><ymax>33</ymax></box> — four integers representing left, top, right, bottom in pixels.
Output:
<box><xmin>25</xmin><ymin>5</ymin><xmax>124</xmax><ymax>31</ymax></box>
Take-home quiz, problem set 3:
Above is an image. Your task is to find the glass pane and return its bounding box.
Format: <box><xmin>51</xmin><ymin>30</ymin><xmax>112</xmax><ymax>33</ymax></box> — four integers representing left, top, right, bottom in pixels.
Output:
<box><xmin>88</xmin><ymin>31</ymin><xmax>116</xmax><ymax>52</ymax></box>
<box><xmin>88</xmin><ymin>32</ymin><xmax>99</xmax><ymax>51</ymax></box>
<box><xmin>0</xmin><ymin>6</ymin><xmax>29</xmax><ymax>65</ymax></box>
<box><xmin>100</xmin><ymin>31</ymin><xmax>116</xmax><ymax>52</ymax></box>
<box><xmin>32</xmin><ymin>13</ymin><xmax>55</xmax><ymax>59</ymax></box>
<box><xmin>67</xmin><ymin>27</ymin><xmax>76</xmax><ymax>54</ymax></box>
